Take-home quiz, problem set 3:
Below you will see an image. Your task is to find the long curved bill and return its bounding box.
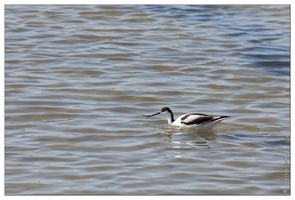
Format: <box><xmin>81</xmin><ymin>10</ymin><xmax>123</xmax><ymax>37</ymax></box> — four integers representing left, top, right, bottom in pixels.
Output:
<box><xmin>142</xmin><ymin>112</ymin><xmax>160</xmax><ymax>118</ymax></box>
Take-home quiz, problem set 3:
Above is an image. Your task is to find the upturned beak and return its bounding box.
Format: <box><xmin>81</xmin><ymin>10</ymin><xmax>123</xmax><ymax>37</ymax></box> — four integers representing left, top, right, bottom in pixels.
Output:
<box><xmin>142</xmin><ymin>112</ymin><xmax>161</xmax><ymax>118</ymax></box>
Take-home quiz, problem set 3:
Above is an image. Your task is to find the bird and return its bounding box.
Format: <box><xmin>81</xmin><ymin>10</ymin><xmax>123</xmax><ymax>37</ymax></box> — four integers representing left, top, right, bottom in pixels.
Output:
<box><xmin>143</xmin><ymin>107</ymin><xmax>229</xmax><ymax>130</ymax></box>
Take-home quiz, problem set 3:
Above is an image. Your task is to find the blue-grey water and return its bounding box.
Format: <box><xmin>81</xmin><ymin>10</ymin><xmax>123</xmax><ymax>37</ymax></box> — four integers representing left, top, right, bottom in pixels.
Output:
<box><xmin>5</xmin><ymin>5</ymin><xmax>290</xmax><ymax>195</ymax></box>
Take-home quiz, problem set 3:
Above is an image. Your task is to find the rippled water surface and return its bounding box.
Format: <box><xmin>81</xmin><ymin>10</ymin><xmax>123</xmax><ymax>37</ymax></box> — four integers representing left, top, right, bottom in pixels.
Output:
<box><xmin>5</xmin><ymin>5</ymin><xmax>290</xmax><ymax>195</ymax></box>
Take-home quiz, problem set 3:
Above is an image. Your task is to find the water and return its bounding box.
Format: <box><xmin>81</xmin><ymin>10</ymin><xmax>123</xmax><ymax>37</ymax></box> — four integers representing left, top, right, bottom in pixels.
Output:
<box><xmin>5</xmin><ymin>5</ymin><xmax>290</xmax><ymax>195</ymax></box>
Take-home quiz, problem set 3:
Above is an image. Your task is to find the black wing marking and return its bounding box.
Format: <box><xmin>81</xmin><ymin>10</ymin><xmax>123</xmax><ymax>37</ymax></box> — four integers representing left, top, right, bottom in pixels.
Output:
<box><xmin>181</xmin><ymin>115</ymin><xmax>229</xmax><ymax>126</ymax></box>
<box><xmin>181</xmin><ymin>113</ymin><xmax>209</xmax><ymax>121</ymax></box>
<box><xmin>182</xmin><ymin>116</ymin><xmax>214</xmax><ymax>125</ymax></box>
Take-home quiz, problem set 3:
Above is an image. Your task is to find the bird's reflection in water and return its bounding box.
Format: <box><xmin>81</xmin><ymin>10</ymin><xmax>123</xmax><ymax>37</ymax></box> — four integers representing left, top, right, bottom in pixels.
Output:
<box><xmin>163</xmin><ymin>127</ymin><xmax>219</xmax><ymax>148</ymax></box>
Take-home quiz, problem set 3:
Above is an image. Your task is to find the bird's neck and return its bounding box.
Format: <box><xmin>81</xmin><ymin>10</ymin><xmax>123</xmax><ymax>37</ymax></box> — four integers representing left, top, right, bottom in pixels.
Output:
<box><xmin>165</xmin><ymin>111</ymin><xmax>174</xmax><ymax>124</ymax></box>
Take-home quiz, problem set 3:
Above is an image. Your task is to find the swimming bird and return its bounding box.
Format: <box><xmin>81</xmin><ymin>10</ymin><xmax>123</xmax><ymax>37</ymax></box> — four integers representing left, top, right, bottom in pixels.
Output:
<box><xmin>143</xmin><ymin>107</ymin><xmax>229</xmax><ymax>130</ymax></box>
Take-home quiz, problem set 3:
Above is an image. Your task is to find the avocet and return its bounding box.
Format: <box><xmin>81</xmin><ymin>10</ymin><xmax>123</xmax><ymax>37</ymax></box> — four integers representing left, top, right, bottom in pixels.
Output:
<box><xmin>143</xmin><ymin>107</ymin><xmax>229</xmax><ymax>130</ymax></box>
